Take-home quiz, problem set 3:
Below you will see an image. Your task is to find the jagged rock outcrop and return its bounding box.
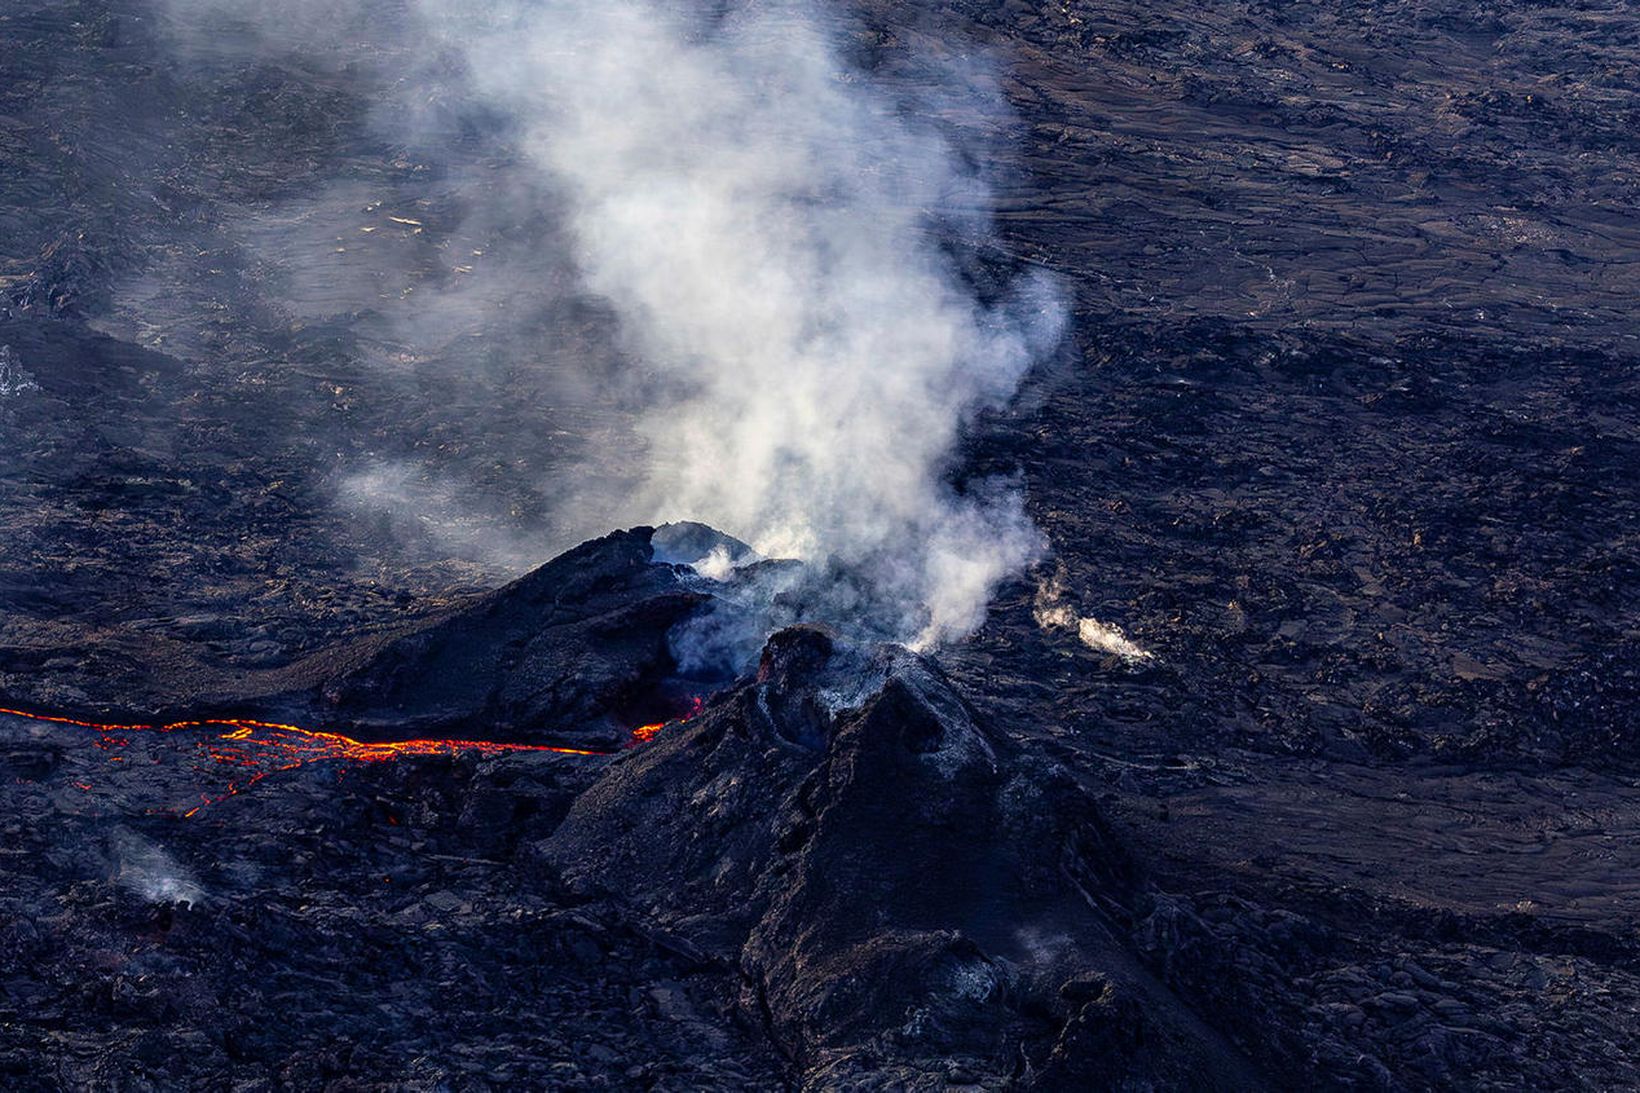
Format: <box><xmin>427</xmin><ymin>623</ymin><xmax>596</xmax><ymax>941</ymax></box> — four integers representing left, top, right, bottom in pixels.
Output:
<box><xmin>545</xmin><ymin>624</ymin><xmax>1264</xmax><ymax>1089</ymax></box>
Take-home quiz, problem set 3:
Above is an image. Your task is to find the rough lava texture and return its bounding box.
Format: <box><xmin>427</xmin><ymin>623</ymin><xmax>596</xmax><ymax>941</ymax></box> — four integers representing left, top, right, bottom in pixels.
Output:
<box><xmin>547</xmin><ymin>624</ymin><xmax>1259</xmax><ymax>1089</ymax></box>
<box><xmin>6</xmin><ymin>528</ymin><xmax>1640</xmax><ymax>1088</ymax></box>
<box><xmin>5</xmin><ymin>0</ymin><xmax>1640</xmax><ymax>1089</ymax></box>
<box><xmin>295</xmin><ymin>527</ymin><xmax>718</xmax><ymax>745</ymax></box>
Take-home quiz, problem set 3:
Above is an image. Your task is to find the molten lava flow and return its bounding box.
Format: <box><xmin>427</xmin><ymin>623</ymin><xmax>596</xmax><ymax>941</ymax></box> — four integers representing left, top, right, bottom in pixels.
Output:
<box><xmin>0</xmin><ymin>706</ymin><xmax>605</xmax><ymax>817</ymax></box>
<box><xmin>628</xmin><ymin>695</ymin><xmax>705</xmax><ymax>747</ymax></box>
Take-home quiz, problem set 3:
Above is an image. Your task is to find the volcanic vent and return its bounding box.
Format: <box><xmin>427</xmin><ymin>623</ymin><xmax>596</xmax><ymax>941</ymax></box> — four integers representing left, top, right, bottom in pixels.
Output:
<box><xmin>0</xmin><ymin>526</ymin><xmax>1267</xmax><ymax>1087</ymax></box>
<box><xmin>487</xmin><ymin>539</ymin><xmax>1264</xmax><ymax>1088</ymax></box>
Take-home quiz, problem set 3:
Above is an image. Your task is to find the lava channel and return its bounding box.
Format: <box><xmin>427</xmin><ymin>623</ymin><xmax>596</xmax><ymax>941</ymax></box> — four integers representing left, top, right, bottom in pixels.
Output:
<box><xmin>0</xmin><ymin>706</ymin><xmax>609</xmax><ymax>817</ymax></box>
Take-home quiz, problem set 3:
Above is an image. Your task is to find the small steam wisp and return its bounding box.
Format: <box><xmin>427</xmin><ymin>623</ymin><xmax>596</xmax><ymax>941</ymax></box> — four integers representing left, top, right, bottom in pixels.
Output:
<box><xmin>1034</xmin><ymin>572</ymin><xmax>1153</xmax><ymax>662</ymax></box>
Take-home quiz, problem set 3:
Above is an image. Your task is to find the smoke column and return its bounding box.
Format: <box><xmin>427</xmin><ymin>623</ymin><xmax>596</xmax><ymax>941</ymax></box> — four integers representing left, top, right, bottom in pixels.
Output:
<box><xmin>164</xmin><ymin>0</ymin><xmax>1066</xmax><ymax>647</ymax></box>
<box><xmin>433</xmin><ymin>0</ymin><xmax>1063</xmax><ymax>645</ymax></box>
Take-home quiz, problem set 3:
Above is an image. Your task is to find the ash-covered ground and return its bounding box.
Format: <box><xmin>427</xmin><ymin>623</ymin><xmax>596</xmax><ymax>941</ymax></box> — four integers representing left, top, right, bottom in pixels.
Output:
<box><xmin>3</xmin><ymin>0</ymin><xmax>1640</xmax><ymax>1089</ymax></box>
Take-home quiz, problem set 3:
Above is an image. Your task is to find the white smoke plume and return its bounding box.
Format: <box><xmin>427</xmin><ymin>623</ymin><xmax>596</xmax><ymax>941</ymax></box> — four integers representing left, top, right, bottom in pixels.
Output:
<box><xmin>161</xmin><ymin>0</ymin><xmax>1066</xmax><ymax>647</ymax></box>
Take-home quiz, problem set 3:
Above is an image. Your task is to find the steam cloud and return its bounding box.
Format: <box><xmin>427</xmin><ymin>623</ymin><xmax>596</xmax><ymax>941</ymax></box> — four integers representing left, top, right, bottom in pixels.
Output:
<box><xmin>109</xmin><ymin>829</ymin><xmax>205</xmax><ymax>907</ymax></box>
<box><xmin>161</xmin><ymin>0</ymin><xmax>1065</xmax><ymax>647</ymax></box>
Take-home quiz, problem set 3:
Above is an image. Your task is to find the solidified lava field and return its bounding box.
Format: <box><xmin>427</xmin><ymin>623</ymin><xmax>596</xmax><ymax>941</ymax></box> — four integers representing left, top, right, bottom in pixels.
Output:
<box><xmin>2</xmin><ymin>0</ymin><xmax>1639</xmax><ymax>1089</ymax></box>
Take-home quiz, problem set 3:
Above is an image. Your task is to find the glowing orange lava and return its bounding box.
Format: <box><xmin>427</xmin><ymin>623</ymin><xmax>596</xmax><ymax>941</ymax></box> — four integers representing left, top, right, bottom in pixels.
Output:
<box><xmin>0</xmin><ymin>706</ymin><xmax>606</xmax><ymax>817</ymax></box>
<box><xmin>627</xmin><ymin>695</ymin><xmax>705</xmax><ymax>747</ymax></box>
<box><xmin>629</xmin><ymin>722</ymin><xmax>665</xmax><ymax>744</ymax></box>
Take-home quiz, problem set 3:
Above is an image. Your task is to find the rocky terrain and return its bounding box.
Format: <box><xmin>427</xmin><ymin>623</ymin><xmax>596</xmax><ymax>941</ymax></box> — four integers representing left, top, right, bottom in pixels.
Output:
<box><xmin>2</xmin><ymin>0</ymin><xmax>1639</xmax><ymax>1089</ymax></box>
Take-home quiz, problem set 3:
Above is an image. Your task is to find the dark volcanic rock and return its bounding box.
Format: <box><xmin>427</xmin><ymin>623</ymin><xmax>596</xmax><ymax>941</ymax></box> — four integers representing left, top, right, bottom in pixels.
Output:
<box><xmin>292</xmin><ymin>525</ymin><xmax>740</xmax><ymax>744</ymax></box>
<box><xmin>548</xmin><ymin>625</ymin><xmax>1262</xmax><ymax>1089</ymax></box>
<box><xmin>4</xmin><ymin>0</ymin><xmax>1640</xmax><ymax>1088</ymax></box>
<box><xmin>0</xmin><ymin>724</ymin><xmax>788</xmax><ymax>1091</ymax></box>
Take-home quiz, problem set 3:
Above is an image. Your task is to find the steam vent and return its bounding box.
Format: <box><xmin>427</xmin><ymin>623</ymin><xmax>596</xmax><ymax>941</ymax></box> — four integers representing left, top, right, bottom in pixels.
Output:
<box><xmin>8</xmin><ymin>0</ymin><xmax>1640</xmax><ymax>1088</ymax></box>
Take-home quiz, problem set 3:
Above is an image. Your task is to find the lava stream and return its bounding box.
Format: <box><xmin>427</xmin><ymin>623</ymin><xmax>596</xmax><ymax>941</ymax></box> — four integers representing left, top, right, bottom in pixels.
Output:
<box><xmin>629</xmin><ymin>695</ymin><xmax>705</xmax><ymax>746</ymax></box>
<box><xmin>0</xmin><ymin>705</ymin><xmax>608</xmax><ymax>817</ymax></box>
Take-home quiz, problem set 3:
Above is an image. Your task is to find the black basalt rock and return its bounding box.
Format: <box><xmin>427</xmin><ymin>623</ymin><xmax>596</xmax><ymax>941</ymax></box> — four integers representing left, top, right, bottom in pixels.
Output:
<box><xmin>287</xmin><ymin>527</ymin><xmax>716</xmax><ymax>744</ymax></box>
<box><xmin>544</xmin><ymin>626</ymin><xmax>1264</xmax><ymax>1089</ymax></box>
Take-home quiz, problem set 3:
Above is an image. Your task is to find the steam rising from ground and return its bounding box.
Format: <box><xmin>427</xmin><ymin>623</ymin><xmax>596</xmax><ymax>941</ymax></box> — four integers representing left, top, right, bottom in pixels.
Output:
<box><xmin>109</xmin><ymin>830</ymin><xmax>205</xmax><ymax>907</ymax></box>
<box><xmin>1034</xmin><ymin>571</ymin><xmax>1153</xmax><ymax>662</ymax></box>
<box><xmin>162</xmin><ymin>0</ymin><xmax>1065</xmax><ymax>646</ymax></box>
<box><xmin>436</xmin><ymin>1</ymin><xmax>1065</xmax><ymax>644</ymax></box>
